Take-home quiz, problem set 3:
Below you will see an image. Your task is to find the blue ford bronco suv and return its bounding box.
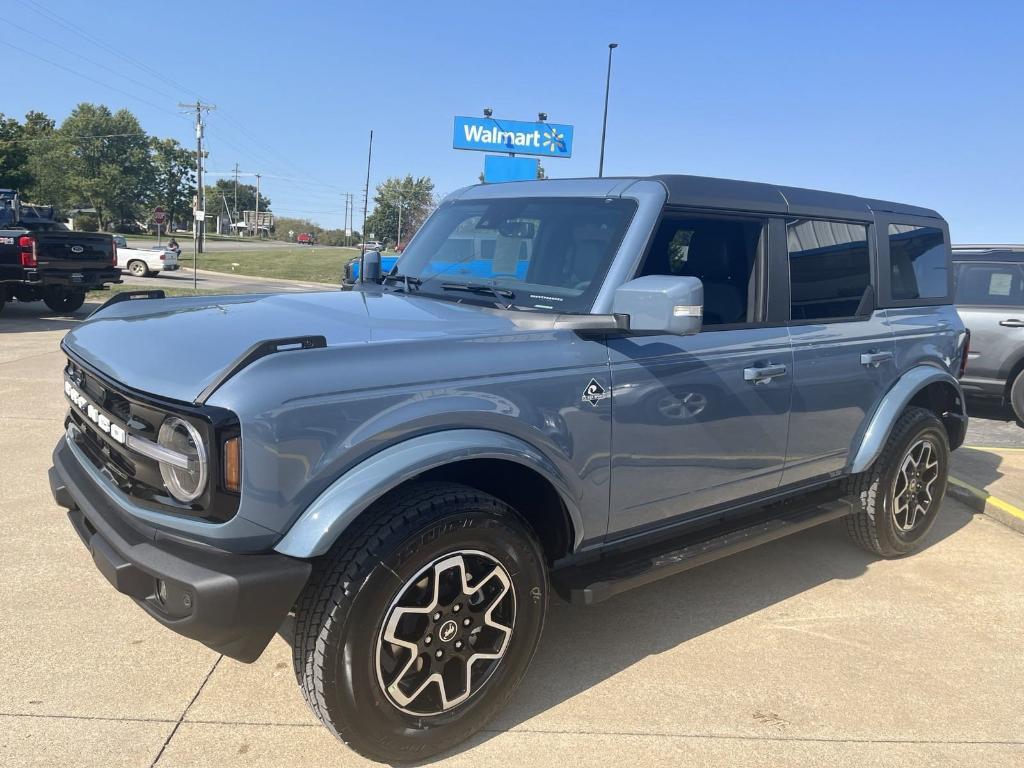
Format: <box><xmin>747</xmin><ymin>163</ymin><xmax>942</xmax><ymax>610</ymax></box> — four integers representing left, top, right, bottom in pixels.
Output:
<box><xmin>49</xmin><ymin>175</ymin><xmax>968</xmax><ymax>762</ymax></box>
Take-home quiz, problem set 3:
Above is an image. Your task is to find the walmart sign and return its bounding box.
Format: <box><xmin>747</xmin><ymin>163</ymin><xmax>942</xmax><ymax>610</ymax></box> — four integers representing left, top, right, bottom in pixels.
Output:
<box><xmin>453</xmin><ymin>116</ymin><xmax>574</xmax><ymax>158</ymax></box>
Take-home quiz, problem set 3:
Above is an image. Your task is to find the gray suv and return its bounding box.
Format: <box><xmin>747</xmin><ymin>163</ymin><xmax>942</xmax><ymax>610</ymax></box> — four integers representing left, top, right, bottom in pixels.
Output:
<box><xmin>48</xmin><ymin>175</ymin><xmax>968</xmax><ymax>762</ymax></box>
<box><xmin>953</xmin><ymin>245</ymin><xmax>1024</xmax><ymax>422</ymax></box>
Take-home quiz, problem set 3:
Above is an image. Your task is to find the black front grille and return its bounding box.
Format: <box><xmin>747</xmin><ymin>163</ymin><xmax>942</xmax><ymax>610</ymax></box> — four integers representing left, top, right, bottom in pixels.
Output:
<box><xmin>106</xmin><ymin>391</ymin><xmax>131</xmax><ymax>423</ymax></box>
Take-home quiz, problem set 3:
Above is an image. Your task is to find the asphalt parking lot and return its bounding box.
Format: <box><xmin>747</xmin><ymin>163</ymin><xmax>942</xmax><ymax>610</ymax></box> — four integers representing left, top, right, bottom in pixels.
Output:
<box><xmin>2</xmin><ymin>299</ymin><xmax>1023</xmax><ymax>767</ymax></box>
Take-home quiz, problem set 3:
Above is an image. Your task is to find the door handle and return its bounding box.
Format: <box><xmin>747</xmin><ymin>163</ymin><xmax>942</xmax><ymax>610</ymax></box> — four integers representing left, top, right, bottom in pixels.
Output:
<box><xmin>999</xmin><ymin>319</ymin><xmax>1024</xmax><ymax>328</ymax></box>
<box><xmin>860</xmin><ymin>351</ymin><xmax>894</xmax><ymax>368</ymax></box>
<box><xmin>744</xmin><ymin>364</ymin><xmax>788</xmax><ymax>384</ymax></box>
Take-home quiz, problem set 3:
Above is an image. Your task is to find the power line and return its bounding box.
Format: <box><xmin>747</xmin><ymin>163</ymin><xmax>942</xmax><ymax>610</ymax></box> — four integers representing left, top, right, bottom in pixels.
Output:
<box><xmin>0</xmin><ymin>38</ymin><xmax>184</xmax><ymax>119</ymax></box>
<box><xmin>18</xmin><ymin>0</ymin><xmax>194</xmax><ymax>98</ymax></box>
<box><xmin>0</xmin><ymin>132</ymin><xmax>149</xmax><ymax>145</ymax></box>
<box><xmin>4</xmin><ymin>18</ymin><xmax>182</xmax><ymax>103</ymax></box>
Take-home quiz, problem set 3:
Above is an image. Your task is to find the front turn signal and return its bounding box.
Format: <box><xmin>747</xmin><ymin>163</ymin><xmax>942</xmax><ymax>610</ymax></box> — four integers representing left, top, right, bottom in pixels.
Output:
<box><xmin>223</xmin><ymin>437</ymin><xmax>241</xmax><ymax>493</ymax></box>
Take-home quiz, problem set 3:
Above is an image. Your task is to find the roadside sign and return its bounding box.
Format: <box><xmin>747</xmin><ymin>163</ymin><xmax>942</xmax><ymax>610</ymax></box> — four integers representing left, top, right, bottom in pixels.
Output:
<box><xmin>454</xmin><ymin>116</ymin><xmax>573</xmax><ymax>158</ymax></box>
<box><xmin>193</xmin><ymin>210</ymin><xmax>205</xmax><ymax>220</ymax></box>
<box><xmin>153</xmin><ymin>206</ymin><xmax>166</xmax><ymax>224</ymax></box>
<box><xmin>484</xmin><ymin>155</ymin><xmax>539</xmax><ymax>183</ymax></box>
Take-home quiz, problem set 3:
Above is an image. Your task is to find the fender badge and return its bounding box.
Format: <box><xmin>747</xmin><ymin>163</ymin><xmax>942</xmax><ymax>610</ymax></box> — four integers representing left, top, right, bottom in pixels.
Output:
<box><xmin>581</xmin><ymin>378</ymin><xmax>609</xmax><ymax>406</ymax></box>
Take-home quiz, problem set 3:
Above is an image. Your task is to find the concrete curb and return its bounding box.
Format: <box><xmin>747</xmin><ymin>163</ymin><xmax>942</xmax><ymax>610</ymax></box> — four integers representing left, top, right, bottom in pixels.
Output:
<box><xmin>948</xmin><ymin>477</ymin><xmax>1024</xmax><ymax>535</ymax></box>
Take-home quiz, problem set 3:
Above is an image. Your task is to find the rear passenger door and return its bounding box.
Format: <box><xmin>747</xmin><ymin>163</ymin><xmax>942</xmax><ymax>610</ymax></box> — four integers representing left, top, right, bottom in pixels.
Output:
<box><xmin>781</xmin><ymin>218</ymin><xmax>897</xmax><ymax>485</ymax></box>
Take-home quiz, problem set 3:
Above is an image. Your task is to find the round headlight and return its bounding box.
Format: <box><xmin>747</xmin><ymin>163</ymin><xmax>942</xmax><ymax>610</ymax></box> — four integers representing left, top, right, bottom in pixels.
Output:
<box><xmin>157</xmin><ymin>417</ymin><xmax>207</xmax><ymax>503</ymax></box>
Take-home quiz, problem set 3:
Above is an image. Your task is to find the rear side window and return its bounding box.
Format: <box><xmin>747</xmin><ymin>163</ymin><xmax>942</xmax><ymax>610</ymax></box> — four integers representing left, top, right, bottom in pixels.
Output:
<box><xmin>787</xmin><ymin>219</ymin><xmax>871</xmax><ymax>321</ymax></box>
<box><xmin>889</xmin><ymin>225</ymin><xmax>948</xmax><ymax>299</ymax></box>
<box><xmin>955</xmin><ymin>262</ymin><xmax>1024</xmax><ymax>306</ymax></box>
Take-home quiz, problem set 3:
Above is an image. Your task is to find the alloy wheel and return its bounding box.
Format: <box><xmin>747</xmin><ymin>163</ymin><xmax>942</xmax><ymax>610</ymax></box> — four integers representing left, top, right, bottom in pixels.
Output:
<box><xmin>375</xmin><ymin>550</ymin><xmax>516</xmax><ymax>717</ymax></box>
<box><xmin>891</xmin><ymin>438</ymin><xmax>940</xmax><ymax>533</ymax></box>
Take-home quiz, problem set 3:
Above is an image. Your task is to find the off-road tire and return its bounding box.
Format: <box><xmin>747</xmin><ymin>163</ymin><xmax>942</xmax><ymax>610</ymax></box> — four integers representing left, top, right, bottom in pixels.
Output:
<box><xmin>127</xmin><ymin>260</ymin><xmax>148</xmax><ymax>277</ymax></box>
<box><xmin>43</xmin><ymin>290</ymin><xmax>86</xmax><ymax>314</ymax></box>
<box><xmin>0</xmin><ymin>293</ymin><xmax>5</xmax><ymax>314</ymax></box>
<box><xmin>1009</xmin><ymin>369</ymin><xmax>1024</xmax><ymax>425</ymax></box>
<box><xmin>291</xmin><ymin>481</ymin><xmax>548</xmax><ymax>763</ymax></box>
<box><xmin>844</xmin><ymin>406</ymin><xmax>950</xmax><ymax>557</ymax></box>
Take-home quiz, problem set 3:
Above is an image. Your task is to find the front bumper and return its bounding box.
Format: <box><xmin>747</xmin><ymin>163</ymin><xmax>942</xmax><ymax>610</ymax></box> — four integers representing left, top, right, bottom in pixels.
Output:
<box><xmin>50</xmin><ymin>437</ymin><xmax>311</xmax><ymax>662</ymax></box>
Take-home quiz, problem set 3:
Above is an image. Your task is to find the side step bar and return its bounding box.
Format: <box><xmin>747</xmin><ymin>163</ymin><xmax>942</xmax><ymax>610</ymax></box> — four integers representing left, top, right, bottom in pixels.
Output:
<box><xmin>553</xmin><ymin>497</ymin><xmax>855</xmax><ymax>605</ymax></box>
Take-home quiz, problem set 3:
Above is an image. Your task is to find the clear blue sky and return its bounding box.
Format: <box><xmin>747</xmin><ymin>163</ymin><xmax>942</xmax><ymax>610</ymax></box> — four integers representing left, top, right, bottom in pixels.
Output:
<box><xmin>3</xmin><ymin>0</ymin><xmax>1021</xmax><ymax>241</ymax></box>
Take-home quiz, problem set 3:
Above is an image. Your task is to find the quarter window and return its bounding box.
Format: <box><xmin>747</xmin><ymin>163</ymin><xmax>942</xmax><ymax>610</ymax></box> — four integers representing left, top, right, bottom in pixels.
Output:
<box><xmin>787</xmin><ymin>219</ymin><xmax>871</xmax><ymax>321</ymax></box>
<box><xmin>889</xmin><ymin>224</ymin><xmax>948</xmax><ymax>300</ymax></box>
<box><xmin>955</xmin><ymin>263</ymin><xmax>1024</xmax><ymax>306</ymax></box>
<box><xmin>639</xmin><ymin>216</ymin><xmax>763</xmax><ymax>326</ymax></box>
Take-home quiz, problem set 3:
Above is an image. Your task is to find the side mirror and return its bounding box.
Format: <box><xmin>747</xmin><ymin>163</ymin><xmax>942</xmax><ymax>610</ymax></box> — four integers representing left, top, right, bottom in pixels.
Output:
<box><xmin>612</xmin><ymin>275</ymin><xmax>703</xmax><ymax>335</ymax></box>
<box><xmin>360</xmin><ymin>250</ymin><xmax>382</xmax><ymax>283</ymax></box>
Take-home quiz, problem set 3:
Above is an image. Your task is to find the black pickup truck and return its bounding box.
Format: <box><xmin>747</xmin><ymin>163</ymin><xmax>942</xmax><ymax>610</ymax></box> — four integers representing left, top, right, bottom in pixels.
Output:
<box><xmin>0</xmin><ymin>189</ymin><xmax>120</xmax><ymax>314</ymax></box>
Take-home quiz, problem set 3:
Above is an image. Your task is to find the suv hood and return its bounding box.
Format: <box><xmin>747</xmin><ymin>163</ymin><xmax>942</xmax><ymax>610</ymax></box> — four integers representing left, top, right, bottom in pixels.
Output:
<box><xmin>62</xmin><ymin>290</ymin><xmax>520</xmax><ymax>403</ymax></box>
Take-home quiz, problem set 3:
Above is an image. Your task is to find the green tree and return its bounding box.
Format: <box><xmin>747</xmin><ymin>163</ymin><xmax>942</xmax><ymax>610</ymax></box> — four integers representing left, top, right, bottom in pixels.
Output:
<box><xmin>58</xmin><ymin>103</ymin><xmax>154</xmax><ymax>229</ymax></box>
<box><xmin>150</xmin><ymin>138</ymin><xmax>195</xmax><ymax>231</ymax></box>
<box><xmin>20</xmin><ymin>112</ymin><xmax>64</xmax><ymax>206</ymax></box>
<box><xmin>203</xmin><ymin>178</ymin><xmax>270</xmax><ymax>222</ymax></box>
<box><xmin>363</xmin><ymin>175</ymin><xmax>435</xmax><ymax>246</ymax></box>
<box><xmin>0</xmin><ymin>113</ymin><xmax>32</xmax><ymax>190</ymax></box>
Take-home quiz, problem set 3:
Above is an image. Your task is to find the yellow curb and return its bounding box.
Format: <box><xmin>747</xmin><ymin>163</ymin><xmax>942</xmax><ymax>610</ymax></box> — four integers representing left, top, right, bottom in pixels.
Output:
<box><xmin>949</xmin><ymin>476</ymin><xmax>1024</xmax><ymax>522</ymax></box>
<box><xmin>964</xmin><ymin>446</ymin><xmax>1024</xmax><ymax>453</ymax></box>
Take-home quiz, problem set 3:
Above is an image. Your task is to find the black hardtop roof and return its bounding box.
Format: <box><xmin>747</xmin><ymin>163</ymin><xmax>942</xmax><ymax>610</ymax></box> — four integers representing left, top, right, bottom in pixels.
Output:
<box><xmin>648</xmin><ymin>174</ymin><xmax>942</xmax><ymax>221</ymax></box>
<box><xmin>951</xmin><ymin>245</ymin><xmax>1024</xmax><ymax>262</ymax></box>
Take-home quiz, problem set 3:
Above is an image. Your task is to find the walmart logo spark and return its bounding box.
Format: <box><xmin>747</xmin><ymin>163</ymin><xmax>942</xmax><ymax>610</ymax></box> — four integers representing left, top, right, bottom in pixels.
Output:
<box><xmin>541</xmin><ymin>127</ymin><xmax>567</xmax><ymax>154</ymax></box>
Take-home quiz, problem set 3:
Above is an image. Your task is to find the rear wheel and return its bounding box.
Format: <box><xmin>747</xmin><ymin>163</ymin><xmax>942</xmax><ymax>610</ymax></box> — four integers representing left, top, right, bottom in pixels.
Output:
<box><xmin>127</xmin><ymin>260</ymin><xmax>148</xmax><ymax>277</ymax></box>
<box><xmin>292</xmin><ymin>481</ymin><xmax>547</xmax><ymax>763</ymax></box>
<box><xmin>43</xmin><ymin>290</ymin><xmax>86</xmax><ymax>314</ymax></box>
<box><xmin>1009</xmin><ymin>370</ymin><xmax>1024</xmax><ymax>425</ymax></box>
<box><xmin>845</xmin><ymin>406</ymin><xmax>950</xmax><ymax>557</ymax></box>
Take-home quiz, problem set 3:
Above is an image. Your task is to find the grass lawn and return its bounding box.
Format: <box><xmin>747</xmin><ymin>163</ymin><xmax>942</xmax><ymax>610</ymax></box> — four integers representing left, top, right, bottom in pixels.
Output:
<box><xmin>177</xmin><ymin>247</ymin><xmax>361</xmax><ymax>284</ymax></box>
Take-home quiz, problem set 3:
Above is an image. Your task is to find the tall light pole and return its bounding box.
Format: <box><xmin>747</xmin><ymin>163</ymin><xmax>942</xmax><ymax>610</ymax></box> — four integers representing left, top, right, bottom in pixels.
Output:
<box><xmin>598</xmin><ymin>43</ymin><xmax>618</xmax><ymax>178</ymax></box>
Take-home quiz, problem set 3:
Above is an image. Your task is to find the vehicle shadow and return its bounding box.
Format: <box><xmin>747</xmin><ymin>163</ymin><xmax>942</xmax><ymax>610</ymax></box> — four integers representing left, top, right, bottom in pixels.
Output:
<box><xmin>966</xmin><ymin>396</ymin><xmax>1022</xmax><ymax>427</ymax></box>
<box><xmin>0</xmin><ymin>300</ymin><xmax>95</xmax><ymax>334</ymax></box>
<box><xmin>276</xmin><ymin>497</ymin><xmax>974</xmax><ymax>765</ymax></box>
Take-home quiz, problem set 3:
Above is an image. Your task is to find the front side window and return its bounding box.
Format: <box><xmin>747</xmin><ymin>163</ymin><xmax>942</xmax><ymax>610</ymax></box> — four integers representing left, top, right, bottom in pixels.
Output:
<box><xmin>639</xmin><ymin>215</ymin><xmax>763</xmax><ymax>326</ymax></box>
<box><xmin>955</xmin><ymin>263</ymin><xmax>1024</xmax><ymax>307</ymax></box>
<box><xmin>395</xmin><ymin>197</ymin><xmax>637</xmax><ymax>313</ymax></box>
<box><xmin>788</xmin><ymin>219</ymin><xmax>871</xmax><ymax>321</ymax></box>
<box><xmin>889</xmin><ymin>224</ymin><xmax>949</xmax><ymax>300</ymax></box>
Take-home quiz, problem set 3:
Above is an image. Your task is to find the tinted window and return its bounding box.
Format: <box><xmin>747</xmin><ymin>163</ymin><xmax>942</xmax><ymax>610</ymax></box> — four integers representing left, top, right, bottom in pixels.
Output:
<box><xmin>889</xmin><ymin>224</ymin><xmax>948</xmax><ymax>299</ymax></box>
<box><xmin>639</xmin><ymin>216</ymin><xmax>763</xmax><ymax>326</ymax></box>
<box><xmin>396</xmin><ymin>197</ymin><xmax>636</xmax><ymax>313</ymax></box>
<box><xmin>955</xmin><ymin>262</ymin><xmax>1024</xmax><ymax>307</ymax></box>
<box><xmin>787</xmin><ymin>219</ymin><xmax>871</xmax><ymax>320</ymax></box>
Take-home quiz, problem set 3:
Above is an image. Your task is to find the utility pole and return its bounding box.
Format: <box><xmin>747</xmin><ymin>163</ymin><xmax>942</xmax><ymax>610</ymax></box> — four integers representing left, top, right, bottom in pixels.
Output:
<box><xmin>232</xmin><ymin>162</ymin><xmax>239</xmax><ymax>221</ymax></box>
<box><xmin>359</xmin><ymin>131</ymin><xmax>373</xmax><ymax>283</ymax></box>
<box><xmin>598</xmin><ymin>43</ymin><xmax>618</xmax><ymax>178</ymax></box>
<box><xmin>178</xmin><ymin>100</ymin><xmax>215</xmax><ymax>290</ymax></box>
<box><xmin>396</xmin><ymin>195</ymin><xmax>403</xmax><ymax>250</ymax></box>
<box><xmin>254</xmin><ymin>173</ymin><xmax>262</xmax><ymax>239</ymax></box>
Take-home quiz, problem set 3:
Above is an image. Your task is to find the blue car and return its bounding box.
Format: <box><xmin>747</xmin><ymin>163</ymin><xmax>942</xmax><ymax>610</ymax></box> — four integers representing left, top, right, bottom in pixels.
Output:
<box><xmin>51</xmin><ymin>175</ymin><xmax>967</xmax><ymax>761</ymax></box>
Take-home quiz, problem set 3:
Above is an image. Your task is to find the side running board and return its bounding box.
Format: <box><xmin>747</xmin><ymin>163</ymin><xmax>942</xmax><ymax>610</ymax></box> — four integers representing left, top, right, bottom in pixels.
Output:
<box><xmin>194</xmin><ymin>335</ymin><xmax>327</xmax><ymax>405</ymax></box>
<box><xmin>89</xmin><ymin>289</ymin><xmax>167</xmax><ymax>317</ymax></box>
<box><xmin>552</xmin><ymin>496</ymin><xmax>855</xmax><ymax>605</ymax></box>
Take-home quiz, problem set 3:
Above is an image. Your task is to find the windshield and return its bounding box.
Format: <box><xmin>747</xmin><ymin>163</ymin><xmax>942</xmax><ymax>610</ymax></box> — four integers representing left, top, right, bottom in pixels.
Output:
<box><xmin>393</xmin><ymin>196</ymin><xmax>637</xmax><ymax>312</ymax></box>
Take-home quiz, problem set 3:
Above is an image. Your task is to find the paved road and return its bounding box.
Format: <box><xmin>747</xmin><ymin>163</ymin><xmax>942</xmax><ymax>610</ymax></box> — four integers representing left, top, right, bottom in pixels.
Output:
<box><xmin>1</xmin><ymin>309</ymin><xmax>1022</xmax><ymax>767</ymax></box>
<box><xmin>119</xmin><ymin>267</ymin><xmax>334</xmax><ymax>294</ymax></box>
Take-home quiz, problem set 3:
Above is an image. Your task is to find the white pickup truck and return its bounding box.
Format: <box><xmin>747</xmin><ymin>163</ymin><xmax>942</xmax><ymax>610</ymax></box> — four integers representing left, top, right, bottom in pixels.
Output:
<box><xmin>112</xmin><ymin>235</ymin><xmax>179</xmax><ymax>277</ymax></box>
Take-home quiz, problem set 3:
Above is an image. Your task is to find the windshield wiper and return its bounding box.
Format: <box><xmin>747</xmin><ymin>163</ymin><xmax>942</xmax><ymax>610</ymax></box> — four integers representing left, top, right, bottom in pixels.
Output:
<box><xmin>381</xmin><ymin>273</ymin><xmax>422</xmax><ymax>292</ymax></box>
<box><xmin>440</xmin><ymin>282</ymin><xmax>516</xmax><ymax>308</ymax></box>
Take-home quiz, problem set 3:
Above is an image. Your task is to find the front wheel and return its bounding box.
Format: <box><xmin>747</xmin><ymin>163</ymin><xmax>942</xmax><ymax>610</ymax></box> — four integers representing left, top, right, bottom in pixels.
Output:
<box><xmin>292</xmin><ymin>481</ymin><xmax>548</xmax><ymax>763</ymax></box>
<box><xmin>43</xmin><ymin>290</ymin><xmax>86</xmax><ymax>314</ymax></box>
<box><xmin>845</xmin><ymin>406</ymin><xmax>950</xmax><ymax>557</ymax></box>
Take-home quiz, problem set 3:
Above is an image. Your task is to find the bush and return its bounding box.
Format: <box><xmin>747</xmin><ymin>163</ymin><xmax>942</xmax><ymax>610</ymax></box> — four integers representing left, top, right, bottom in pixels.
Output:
<box><xmin>73</xmin><ymin>214</ymin><xmax>99</xmax><ymax>231</ymax></box>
